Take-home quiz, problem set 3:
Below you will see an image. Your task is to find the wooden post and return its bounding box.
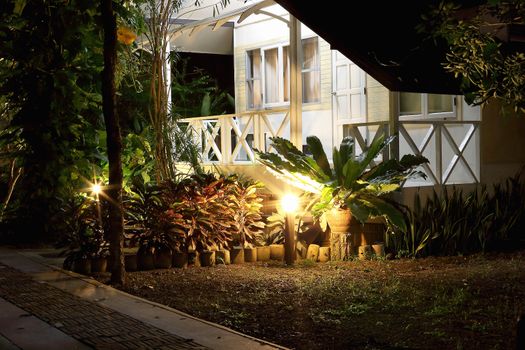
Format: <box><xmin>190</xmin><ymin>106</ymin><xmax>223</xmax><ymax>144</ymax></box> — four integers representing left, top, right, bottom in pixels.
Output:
<box><xmin>436</xmin><ymin>124</ymin><xmax>443</xmax><ymax>186</ymax></box>
<box><xmin>284</xmin><ymin>212</ymin><xmax>296</xmax><ymax>265</ymax></box>
<box><xmin>289</xmin><ymin>15</ymin><xmax>302</xmax><ymax>149</ymax></box>
<box><xmin>388</xmin><ymin>91</ymin><xmax>399</xmax><ymax>161</ymax></box>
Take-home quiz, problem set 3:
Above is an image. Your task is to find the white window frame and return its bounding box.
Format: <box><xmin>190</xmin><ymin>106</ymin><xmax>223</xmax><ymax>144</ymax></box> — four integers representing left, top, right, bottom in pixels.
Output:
<box><xmin>301</xmin><ymin>36</ymin><xmax>321</xmax><ymax>105</ymax></box>
<box><xmin>399</xmin><ymin>93</ymin><xmax>459</xmax><ymax>121</ymax></box>
<box><xmin>245</xmin><ymin>36</ymin><xmax>321</xmax><ymax>110</ymax></box>
<box><xmin>245</xmin><ymin>49</ymin><xmax>262</xmax><ymax>110</ymax></box>
<box><xmin>262</xmin><ymin>44</ymin><xmax>286</xmax><ymax>108</ymax></box>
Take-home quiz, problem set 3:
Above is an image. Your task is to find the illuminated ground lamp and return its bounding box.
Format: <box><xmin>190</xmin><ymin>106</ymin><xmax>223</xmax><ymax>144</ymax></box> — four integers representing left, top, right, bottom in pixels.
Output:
<box><xmin>91</xmin><ymin>182</ymin><xmax>103</xmax><ymax>230</ymax></box>
<box><xmin>91</xmin><ymin>183</ymin><xmax>102</xmax><ymax>197</ymax></box>
<box><xmin>281</xmin><ymin>193</ymin><xmax>299</xmax><ymax>265</ymax></box>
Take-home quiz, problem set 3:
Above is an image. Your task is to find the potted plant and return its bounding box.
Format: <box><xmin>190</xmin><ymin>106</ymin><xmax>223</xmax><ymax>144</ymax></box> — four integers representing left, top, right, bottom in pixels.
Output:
<box><xmin>227</xmin><ymin>176</ymin><xmax>265</xmax><ymax>263</ymax></box>
<box><xmin>125</xmin><ymin>182</ymin><xmax>174</xmax><ymax>270</ymax></box>
<box><xmin>91</xmin><ymin>244</ymin><xmax>110</xmax><ymax>273</ymax></box>
<box><xmin>55</xmin><ymin>195</ymin><xmax>107</xmax><ymax>274</ymax></box>
<box><xmin>256</xmin><ymin>135</ymin><xmax>428</xmax><ymax>260</ymax></box>
<box><xmin>162</xmin><ymin>174</ymin><xmax>235</xmax><ymax>266</ymax></box>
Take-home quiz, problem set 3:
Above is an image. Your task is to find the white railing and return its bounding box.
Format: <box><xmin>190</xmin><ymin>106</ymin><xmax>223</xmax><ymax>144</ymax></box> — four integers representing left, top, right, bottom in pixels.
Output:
<box><xmin>179</xmin><ymin>109</ymin><xmax>290</xmax><ymax>165</ymax></box>
<box><xmin>179</xmin><ymin>111</ymin><xmax>480</xmax><ymax>186</ymax></box>
<box><xmin>345</xmin><ymin>120</ymin><xmax>481</xmax><ymax>185</ymax></box>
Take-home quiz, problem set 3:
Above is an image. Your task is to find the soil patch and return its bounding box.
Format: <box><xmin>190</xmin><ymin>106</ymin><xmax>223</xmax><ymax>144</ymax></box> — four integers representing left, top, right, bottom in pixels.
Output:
<box><xmin>97</xmin><ymin>251</ymin><xmax>525</xmax><ymax>349</ymax></box>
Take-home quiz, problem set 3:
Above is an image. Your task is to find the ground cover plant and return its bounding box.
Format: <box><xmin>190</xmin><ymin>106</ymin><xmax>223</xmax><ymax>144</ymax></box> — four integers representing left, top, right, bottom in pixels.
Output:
<box><xmin>387</xmin><ymin>173</ymin><xmax>525</xmax><ymax>258</ymax></box>
<box><xmin>97</xmin><ymin>250</ymin><xmax>525</xmax><ymax>350</ymax></box>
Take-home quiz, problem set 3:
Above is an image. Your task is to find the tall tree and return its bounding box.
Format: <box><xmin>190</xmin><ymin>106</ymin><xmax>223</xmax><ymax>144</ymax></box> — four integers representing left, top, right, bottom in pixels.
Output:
<box><xmin>420</xmin><ymin>0</ymin><xmax>525</xmax><ymax>114</ymax></box>
<box><xmin>0</xmin><ymin>1</ymin><xmax>106</xmax><ymax>243</ymax></box>
<box><xmin>102</xmin><ymin>0</ymin><xmax>126</xmax><ymax>285</ymax></box>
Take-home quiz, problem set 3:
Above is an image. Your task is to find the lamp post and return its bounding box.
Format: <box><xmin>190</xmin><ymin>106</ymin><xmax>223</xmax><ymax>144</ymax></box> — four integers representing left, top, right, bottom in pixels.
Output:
<box><xmin>281</xmin><ymin>193</ymin><xmax>298</xmax><ymax>265</ymax></box>
<box><xmin>91</xmin><ymin>183</ymin><xmax>103</xmax><ymax>231</ymax></box>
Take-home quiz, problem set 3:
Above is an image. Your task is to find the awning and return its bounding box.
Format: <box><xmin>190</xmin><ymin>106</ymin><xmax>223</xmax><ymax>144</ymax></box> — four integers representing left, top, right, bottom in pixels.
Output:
<box><xmin>170</xmin><ymin>0</ymin><xmax>277</xmax><ymax>40</ymax></box>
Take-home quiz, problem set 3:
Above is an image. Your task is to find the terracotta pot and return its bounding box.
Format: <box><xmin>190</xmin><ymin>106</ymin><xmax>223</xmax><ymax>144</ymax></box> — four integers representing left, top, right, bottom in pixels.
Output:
<box><xmin>200</xmin><ymin>250</ymin><xmax>216</xmax><ymax>267</ymax></box>
<box><xmin>256</xmin><ymin>246</ymin><xmax>271</xmax><ymax>261</ymax></box>
<box><xmin>72</xmin><ymin>257</ymin><xmax>91</xmax><ymax>275</ymax></box>
<box><xmin>244</xmin><ymin>247</ymin><xmax>257</xmax><ymax>262</ymax></box>
<box><xmin>215</xmin><ymin>250</ymin><xmax>230</xmax><ymax>265</ymax></box>
<box><xmin>91</xmin><ymin>257</ymin><xmax>108</xmax><ymax>273</ymax></box>
<box><xmin>137</xmin><ymin>250</ymin><xmax>155</xmax><ymax>271</ymax></box>
<box><xmin>325</xmin><ymin>207</ymin><xmax>352</xmax><ymax>261</ymax></box>
<box><xmin>318</xmin><ymin>247</ymin><xmax>330</xmax><ymax>262</ymax></box>
<box><xmin>231</xmin><ymin>247</ymin><xmax>244</xmax><ymax>264</ymax></box>
<box><xmin>306</xmin><ymin>244</ymin><xmax>320</xmax><ymax>261</ymax></box>
<box><xmin>155</xmin><ymin>249</ymin><xmax>172</xmax><ymax>269</ymax></box>
<box><xmin>172</xmin><ymin>252</ymin><xmax>188</xmax><ymax>268</ymax></box>
<box><xmin>270</xmin><ymin>244</ymin><xmax>284</xmax><ymax>261</ymax></box>
<box><xmin>124</xmin><ymin>254</ymin><xmax>138</xmax><ymax>271</ymax></box>
<box><xmin>358</xmin><ymin>245</ymin><xmax>373</xmax><ymax>260</ymax></box>
<box><xmin>372</xmin><ymin>243</ymin><xmax>385</xmax><ymax>257</ymax></box>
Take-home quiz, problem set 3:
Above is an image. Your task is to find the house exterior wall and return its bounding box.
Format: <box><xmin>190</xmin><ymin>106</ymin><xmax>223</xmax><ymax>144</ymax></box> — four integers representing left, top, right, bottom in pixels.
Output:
<box><xmin>480</xmin><ymin>100</ymin><xmax>525</xmax><ymax>185</ymax></box>
<box><xmin>233</xmin><ymin>5</ymin><xmax>333</xmax><ymax>155</ymax></box>
<box><xmin>366</xmin><ymin>76</ymin><xmax>389</xmax><ymax>122</ymax></box>
<box><xmin>228</xmin><ymin>7</ymin><xmax>490</xmax><ymax>192</ymax></box>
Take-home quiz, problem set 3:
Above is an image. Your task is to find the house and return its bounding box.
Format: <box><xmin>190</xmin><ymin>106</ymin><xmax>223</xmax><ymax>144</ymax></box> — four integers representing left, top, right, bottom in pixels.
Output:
<box><xmin>169</xmin><ymin>0</ymin><xmax>525</xmax><ymax>203</ymax></box>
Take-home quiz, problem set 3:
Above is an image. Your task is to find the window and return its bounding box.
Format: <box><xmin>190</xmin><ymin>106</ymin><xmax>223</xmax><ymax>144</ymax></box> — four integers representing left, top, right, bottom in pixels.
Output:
<box><xmin>302</xmin><ymin>37</ymin><xmax>320</xmax><ymax>103</ymax></box>
<box><xmin>399</xmin><ymin>93</ymin><xmax>456</xmax><ymax>119</ymax></box>
<box><xmin>264</xmin><ymin>47</ymin><xmax>280</xmax><ymax>104</ymax></box>
<box><xmin>246</xmin><ymin>37</ymin><xmax>320</xmax><ymax>109</ymax></box>
<box><xmin>246</xmin><ymin>50</ymin><xmax>262</xmax><ymax>109</ymax></box>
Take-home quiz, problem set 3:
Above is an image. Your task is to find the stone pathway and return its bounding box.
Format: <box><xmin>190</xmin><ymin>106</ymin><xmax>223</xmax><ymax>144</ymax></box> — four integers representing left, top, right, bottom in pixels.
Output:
<box><xmin>0</xmin><ymin>264</ymin><xmax>207</xmax><ymax>350</ymax></box>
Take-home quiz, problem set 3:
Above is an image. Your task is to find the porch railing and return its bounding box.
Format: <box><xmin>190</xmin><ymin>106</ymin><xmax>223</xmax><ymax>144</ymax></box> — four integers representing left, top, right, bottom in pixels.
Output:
<box><xmin>179</xmin><ymin>108</ymin><xmax>290</xmax><ymax>164</ymax></box>
<box><xmin>179</xmin><ymin>112</ymin><xmax>480</xmax><ymax>186</ymax></box>
<box><xmin>345</xmin><ymin>120</ymin><xmax>481</xmax><ymax>186</ymax></box>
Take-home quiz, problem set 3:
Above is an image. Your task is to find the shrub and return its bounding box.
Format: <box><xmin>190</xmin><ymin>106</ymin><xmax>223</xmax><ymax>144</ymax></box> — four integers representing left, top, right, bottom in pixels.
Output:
<box><xmin>386</xmin><ymin>173</ymin><xmax>525</xmax><ymax>257</ymax></box>
<box><xmin>124</xmin><ymin>182</ymin><xmax>181</xmax><ymax>254</ymax></box>
<box><xmin>227</xmin><ymin>176</ymin><xmax>265</xmax><ymax>248</ymax></box>
<box><xmin>54</xmin><ymin>195</ymin><xmax>108</xmax><ymax>269</ymax></box>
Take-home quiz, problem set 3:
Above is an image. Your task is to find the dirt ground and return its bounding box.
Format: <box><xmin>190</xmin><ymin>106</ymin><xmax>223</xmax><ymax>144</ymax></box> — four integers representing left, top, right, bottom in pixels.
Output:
<box><xmin>99</xmin><ymin>251</ymin><xmax>525</xmax><ymax>349</ymax></box>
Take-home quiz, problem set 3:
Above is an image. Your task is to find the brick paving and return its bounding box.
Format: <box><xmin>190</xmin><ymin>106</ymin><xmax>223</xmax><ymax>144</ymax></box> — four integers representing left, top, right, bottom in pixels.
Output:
<box><xmin>0</xmin><ymin>264</ymin><xmax>208</xmax><ymax>350</ymax></box>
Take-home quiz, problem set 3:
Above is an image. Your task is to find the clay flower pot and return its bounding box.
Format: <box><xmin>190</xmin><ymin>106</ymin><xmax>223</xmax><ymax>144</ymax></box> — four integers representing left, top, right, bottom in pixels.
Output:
<box><xmin>244</xmin><ymin>247</ymin><xmax>257</xmax><ymax>262</ymax></box>
<box><xmin>137</xmin><ymin>248</ymin><xmax>155</xmax><ymax>271</ymax></box>
<box><xmin>124</xmin><ymin>254</ymin><xmax>138</xmax><ymax>271</ymax></box>
<box><xmin>256</xmin><ymin>246</ymin><xmax>271</xmax><ymax>261</ymax></box>
<box><xmin>200</xmin><ymin>250</ymin><xmax>216</xmax><ymax>267</ymax></box>
<box><xmin>325</xmin><ymin>207</ymin><xmax>352</xmax><ymax>261</ymax></box>
<box><xmin>172</xmin><ymin>251</ymin><xmax>188</xmax><ymax>268</ymax></box>
<box><xmin>72</xmin><ymin>257</ymin><xmax>91</xmax><ymax>275</ymax></box>
<box><xmin>155</xmin><ymin>248</ymin><xmax>172</xmax><ymax>269</ymax></box>
<box><xmin>91</xmin><ymin>257</ymin><xmax>108</xmax><ymax>273</ymax></box>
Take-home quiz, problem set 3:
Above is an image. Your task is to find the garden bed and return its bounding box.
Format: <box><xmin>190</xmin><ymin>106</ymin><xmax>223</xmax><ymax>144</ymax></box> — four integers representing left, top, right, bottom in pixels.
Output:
<box><xmin>97</xmin><ymin>250</ymin><xmax>525</xmax><ymax>349</ymax></box>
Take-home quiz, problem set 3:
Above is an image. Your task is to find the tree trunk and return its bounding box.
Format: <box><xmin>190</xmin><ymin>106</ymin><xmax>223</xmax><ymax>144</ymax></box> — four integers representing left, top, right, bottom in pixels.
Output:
<box><xmin>101</xmin><ymin>0</ymin><xmax>125</xmax><ymax>286</ymax></box>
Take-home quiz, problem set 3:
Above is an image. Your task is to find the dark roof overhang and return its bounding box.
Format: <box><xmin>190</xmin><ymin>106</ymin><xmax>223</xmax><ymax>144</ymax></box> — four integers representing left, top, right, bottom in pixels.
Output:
<box><xmin>275</xmin><ymin>0</ymin><xmax>494</xmax><ymax>94</ymax></box>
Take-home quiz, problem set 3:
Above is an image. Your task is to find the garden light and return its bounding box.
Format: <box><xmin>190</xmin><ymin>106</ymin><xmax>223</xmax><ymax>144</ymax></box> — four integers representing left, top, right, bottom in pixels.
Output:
<box><xmin>281</xmin><ymin>193</ymin><xmax>299</xmax><ymax>265</ymax></box>
<box><xmin>91</xmin><ymin>183</ymin><xmax>102</xmax><ymax>195</ymax></box>
<box><xmin>281</xmin><ymin>193</ymin><xmax>299</xmax><ymax>213</ymax></box>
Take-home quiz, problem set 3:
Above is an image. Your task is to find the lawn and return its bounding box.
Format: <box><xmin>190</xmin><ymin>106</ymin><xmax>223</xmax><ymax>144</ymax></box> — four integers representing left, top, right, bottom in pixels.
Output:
<box><xmin>102</xmin><ymin>250</ymin><xmax>525</xmax><ymax>350</ymax></box>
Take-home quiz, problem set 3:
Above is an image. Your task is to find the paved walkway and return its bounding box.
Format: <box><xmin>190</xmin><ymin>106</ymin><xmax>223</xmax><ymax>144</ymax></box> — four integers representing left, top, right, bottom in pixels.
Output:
<box><xmin>0</xmin><ymin>248</ymin><xmax>287</xmax><ymax>350</ymax></box>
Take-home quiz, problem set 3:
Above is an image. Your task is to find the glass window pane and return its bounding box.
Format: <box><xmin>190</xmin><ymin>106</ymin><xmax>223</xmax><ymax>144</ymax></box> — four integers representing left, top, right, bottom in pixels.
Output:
<box><xmin>302</xmin><ymin>37</ymin><xmax>318</xmax><ymax>70</ymax></box>
<box><xmin>428</xmin><ymin>94</ymin><xmax>453</xmax><ymax>113</ymax></box>
<box><xmin>264</xmin><ymin>48</ymin><xmax>279</xmax><ymax>104</ymax></box>
<box><xmin>246</xmin><ymin>50</ymin><xmax>261</xmax><ymax>79</ymax></box>
<box><xmin>400</xmin><ymin>92</ymin><xmax>422</xmax><ymax>116</ymax></box>
<box><xmin>302</xmin><ymin>37</ymin><xmax>320</xmax><ymax>103</ymax></box>
<box><xmin>246</xmin><ymin>50</ymin><xmax>262</xmax><ymax>109</ymax></box>
<box><xmin>247</xmin><ymin>80</ymin><xmax>262</xmax><ymax>109</ymax></box>
<box><xmin>302</xmin><ymin>71</ymin><xmax>320</xmax><ymax>103</ymax></box>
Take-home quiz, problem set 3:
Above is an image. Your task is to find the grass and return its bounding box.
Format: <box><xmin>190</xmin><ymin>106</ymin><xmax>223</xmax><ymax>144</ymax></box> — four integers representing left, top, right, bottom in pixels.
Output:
<box><xmin>99</xmin><ymin>250</ymin><xmax>525</xmax><ymax>350</ymax></box>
